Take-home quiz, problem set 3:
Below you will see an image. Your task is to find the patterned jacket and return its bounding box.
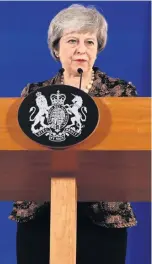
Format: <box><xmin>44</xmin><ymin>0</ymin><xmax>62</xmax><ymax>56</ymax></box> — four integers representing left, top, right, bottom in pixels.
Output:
<box><xmin>8</xmin><ymin>67</ymin><xmax>138</xmax><ymax>228</ymax></box>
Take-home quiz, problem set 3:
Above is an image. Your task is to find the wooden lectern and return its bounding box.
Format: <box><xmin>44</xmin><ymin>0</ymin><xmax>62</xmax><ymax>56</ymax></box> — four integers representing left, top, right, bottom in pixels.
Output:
<box><xmin>0</xmin><ymin>97</ymin><xmax>151</xmax><ymax>264</ymax></box>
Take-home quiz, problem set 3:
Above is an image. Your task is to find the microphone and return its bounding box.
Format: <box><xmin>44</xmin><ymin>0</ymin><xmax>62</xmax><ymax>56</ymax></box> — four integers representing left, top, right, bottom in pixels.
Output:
<box><xmin>59</xmin><ymin>68</ymin><xmax>65</xmax><ymax>74</ymax></box>
<box><xmin>77</xmin><ymin>68</ymin><xmax>83</xmax><ymax>89</ymax></box>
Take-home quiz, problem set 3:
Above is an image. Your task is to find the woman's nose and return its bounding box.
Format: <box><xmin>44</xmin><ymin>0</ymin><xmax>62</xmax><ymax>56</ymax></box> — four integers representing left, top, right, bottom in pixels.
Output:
<box><xmin>76</xmin><ymin>41</ymin><xmax>86</xmax><ymax>53</ymax></box>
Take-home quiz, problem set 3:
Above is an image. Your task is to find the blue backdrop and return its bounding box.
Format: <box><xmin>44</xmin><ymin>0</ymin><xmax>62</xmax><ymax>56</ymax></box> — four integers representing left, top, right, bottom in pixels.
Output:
<box><xmin>0</xmin><ymin>1</ymin><xmax>151</xmax><ymax>264</ymax></box>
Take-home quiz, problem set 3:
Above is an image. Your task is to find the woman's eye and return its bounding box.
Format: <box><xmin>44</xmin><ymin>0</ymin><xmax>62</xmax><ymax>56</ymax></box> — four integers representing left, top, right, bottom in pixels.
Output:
<box><xmin>87</xmin><ymin>40</ymin><xmax>94</xmax><ymax>45</ymax></box>
<box><xmin>68</xmin><ymin>39</ymin><xmax>76</xmax><ymax>43</ymax></box>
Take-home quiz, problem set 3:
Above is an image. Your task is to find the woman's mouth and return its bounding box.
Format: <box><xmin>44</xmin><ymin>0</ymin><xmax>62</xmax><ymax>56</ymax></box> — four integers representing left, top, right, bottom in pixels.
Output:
<box><xmin>75</xmin><ymin>59</ymin><xmax>87</xmax><ymax>62</ymax></box>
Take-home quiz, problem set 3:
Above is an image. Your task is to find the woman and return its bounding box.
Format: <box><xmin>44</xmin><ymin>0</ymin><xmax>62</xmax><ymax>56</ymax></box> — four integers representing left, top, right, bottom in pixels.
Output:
<box><xmin>9</xmin><ymin>4</ymin><xmax>138</xmax><ymax>264</ymax></box>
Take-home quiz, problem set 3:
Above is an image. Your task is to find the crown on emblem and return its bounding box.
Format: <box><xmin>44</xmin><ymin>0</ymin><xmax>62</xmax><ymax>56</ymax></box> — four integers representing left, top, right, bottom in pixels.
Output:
<box><xmin>35</xmin><ymin>92</ymin><xmax>46</xmax><ymax>100</ymax></box>
<box><xmin>36</xmin><ymin>92</ymin><xmax>42</xmax><ymax>97</ymax></box>
<box><xmin>50</xmin><ymin>90</ymin><xmax>66</xmax><ymax>105</ymax></box>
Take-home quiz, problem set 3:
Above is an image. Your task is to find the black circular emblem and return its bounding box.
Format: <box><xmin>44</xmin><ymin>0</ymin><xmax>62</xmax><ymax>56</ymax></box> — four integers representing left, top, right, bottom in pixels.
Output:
<box><xmin>18</xmin><ymin>85</ymin><xmax>99</xmax><ymax>149</ymax></box>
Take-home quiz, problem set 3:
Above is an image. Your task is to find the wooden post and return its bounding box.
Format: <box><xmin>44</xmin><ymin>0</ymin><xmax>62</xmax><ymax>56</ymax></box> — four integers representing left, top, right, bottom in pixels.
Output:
<box><xmin>50</xmin><ymin>151</ymin><xmax>78</xmax><ymax>264</ymax></box>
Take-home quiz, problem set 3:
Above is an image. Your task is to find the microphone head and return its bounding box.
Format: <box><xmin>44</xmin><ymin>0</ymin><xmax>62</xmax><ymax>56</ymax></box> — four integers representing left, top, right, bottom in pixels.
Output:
<box><xmin>59</xmin><ymin>68</ymin><xmax>65</xmax><ymax>74</ymax></box>
<box><xmin>77</xmin><ymin>68</ymin><xmax>83</xmax><ymax>74</ymax></box>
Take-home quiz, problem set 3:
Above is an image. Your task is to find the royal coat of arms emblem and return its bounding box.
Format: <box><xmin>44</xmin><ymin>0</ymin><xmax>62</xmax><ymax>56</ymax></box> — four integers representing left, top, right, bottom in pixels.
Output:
<box><xmin>18</xmin><ymin>85</ymin><xmax>99</xmax><ymax>148</ymax></box>
<box><xmin>29</xmin><ymin>90</ymin><xmax>87</xmax><ymax>142</ymax></box>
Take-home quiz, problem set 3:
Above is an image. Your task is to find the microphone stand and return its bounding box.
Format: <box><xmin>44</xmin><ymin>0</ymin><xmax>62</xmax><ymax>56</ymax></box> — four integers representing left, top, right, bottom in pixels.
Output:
<box><xmin>77</xmin><ymin>68</ymin><xmax>83</xmax><ymax>89</ymax></box>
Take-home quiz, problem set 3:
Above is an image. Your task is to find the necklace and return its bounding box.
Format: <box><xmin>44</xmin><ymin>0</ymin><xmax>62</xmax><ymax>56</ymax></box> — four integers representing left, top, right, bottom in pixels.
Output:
<box><xmin>60</xmin><ymin>69</ymin><xmax>94</xmax><ymax>93</ymax></box>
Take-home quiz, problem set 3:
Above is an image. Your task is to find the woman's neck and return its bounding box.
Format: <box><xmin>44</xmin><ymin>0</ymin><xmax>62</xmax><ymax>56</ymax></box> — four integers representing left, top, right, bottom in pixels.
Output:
<box><xmin>62</xmin><ymin>69</ymin><xmax>93</xmax><ymax>89</ymax></box>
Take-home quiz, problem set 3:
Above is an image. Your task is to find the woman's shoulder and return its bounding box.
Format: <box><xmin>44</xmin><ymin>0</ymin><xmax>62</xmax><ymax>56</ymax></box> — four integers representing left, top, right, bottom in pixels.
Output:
<box><xmin>92</xmin><ymin>67</ymin><xmax>138</xmax><ymax>97</ymax></box>
<box><xmin>20</xmin><ymin>75</ymin><xmax>59</xmax><ymax>97</ymax></box>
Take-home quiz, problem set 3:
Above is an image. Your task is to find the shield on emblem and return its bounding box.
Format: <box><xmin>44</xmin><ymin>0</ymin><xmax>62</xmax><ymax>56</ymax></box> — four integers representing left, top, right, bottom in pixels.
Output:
<box><xmin>18</xmin><ymin>84</ymin><xmax>99</xmax><ymax>149</ymax></box>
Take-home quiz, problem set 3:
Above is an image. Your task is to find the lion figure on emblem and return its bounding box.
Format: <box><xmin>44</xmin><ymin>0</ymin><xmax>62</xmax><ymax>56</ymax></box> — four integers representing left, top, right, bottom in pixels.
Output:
<box><xmin>29</xmin><ymin>92</ymin><xmax>51</xmax><ymax>133</ymax></box>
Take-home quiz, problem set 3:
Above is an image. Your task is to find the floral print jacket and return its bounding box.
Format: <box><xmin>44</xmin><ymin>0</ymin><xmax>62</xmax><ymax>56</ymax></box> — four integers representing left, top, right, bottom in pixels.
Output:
<box><xmin>8</xmin><ymin>67</ymin><xmax>138</xmax><ymax>228</ymax></box>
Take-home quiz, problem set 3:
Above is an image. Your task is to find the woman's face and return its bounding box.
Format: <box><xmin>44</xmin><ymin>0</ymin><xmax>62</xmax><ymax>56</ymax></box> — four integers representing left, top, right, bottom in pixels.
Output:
<box><xmin>57</xmin><ymin>31</ymin><xmax>98</xmax><ymax>75</ymax></box>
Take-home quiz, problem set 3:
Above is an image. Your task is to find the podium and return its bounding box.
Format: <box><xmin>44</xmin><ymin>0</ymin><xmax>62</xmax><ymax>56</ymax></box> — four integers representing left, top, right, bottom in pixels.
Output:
<box><xmin>0</xmin><ymin>97</ymin><xmax>151</xmax><ymax>264</ymax></box>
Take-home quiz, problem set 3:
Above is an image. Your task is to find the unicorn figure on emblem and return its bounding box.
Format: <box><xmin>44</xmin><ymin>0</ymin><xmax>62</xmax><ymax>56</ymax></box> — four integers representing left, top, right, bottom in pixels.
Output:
<box><xmin>65</xmin><ymin>94</ymin><xmax>87</xmax><ymax>133</ymax></box>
